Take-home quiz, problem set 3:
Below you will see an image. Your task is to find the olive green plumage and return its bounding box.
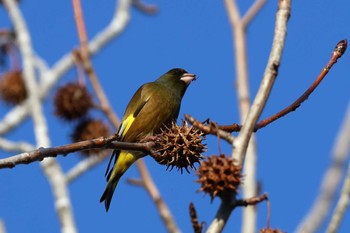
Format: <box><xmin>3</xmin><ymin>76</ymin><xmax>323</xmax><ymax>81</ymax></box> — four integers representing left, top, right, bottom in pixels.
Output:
<box><xmin>100</xmin><ymin>68</ymin><xmax>196</xmax><ymax>211</ymax></box>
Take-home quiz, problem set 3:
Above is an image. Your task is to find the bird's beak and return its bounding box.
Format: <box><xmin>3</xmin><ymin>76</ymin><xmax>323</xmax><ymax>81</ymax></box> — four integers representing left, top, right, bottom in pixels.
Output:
<box><xmin>180</xmin><ymin>73</ymin><xmax>197</xmax><ymax>85</ymax></box>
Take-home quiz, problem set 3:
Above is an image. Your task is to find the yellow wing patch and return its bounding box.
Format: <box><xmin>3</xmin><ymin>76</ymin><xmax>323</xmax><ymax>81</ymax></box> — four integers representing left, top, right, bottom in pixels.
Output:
<box><xmin>118</xmin><ymin>95</ymin><xmax>151</xmax><ymax>139</ymax></box>
<box><xmin>118</xmin><ymin>114</ymin><xmax>135</xmax><ymax>138</ymax></box>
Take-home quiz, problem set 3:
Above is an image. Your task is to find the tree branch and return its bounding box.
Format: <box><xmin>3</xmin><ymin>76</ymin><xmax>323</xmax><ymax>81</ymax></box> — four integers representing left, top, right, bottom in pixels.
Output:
<box><xmin>206</xmin><ymin>1</ymin><xmax>291</xmax><ymax>232</ymax></box>
<box><xmin>0</xmin><ymin>134</ymin><xmax>162</xmax><ymax>169</ymax></box>
<box><xmin>218</xmin><ymin>40</ymin><xmax>348</xmax><ymax>133</ymax></box>
<box><xmin>184</xmin><ymin>114</ymin><xmax>234</xmax><ymax>144</ymax></box>
<box><xmin>224</xmin><ymin>0</ymin><xmax>266</xmax><ymax>231</ymax></box>
<box><xmin>232</xmin><ymin>0</ymin><xmax>291</xmax><ymax>165</ymax></box>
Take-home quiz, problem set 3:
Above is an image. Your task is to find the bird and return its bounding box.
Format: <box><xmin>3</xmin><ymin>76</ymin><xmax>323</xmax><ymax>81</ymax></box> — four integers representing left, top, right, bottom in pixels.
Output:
<box><xmin>100</xmin><ymin>68</ymin><xmax>196</xmax><ymax>211</ymax></box>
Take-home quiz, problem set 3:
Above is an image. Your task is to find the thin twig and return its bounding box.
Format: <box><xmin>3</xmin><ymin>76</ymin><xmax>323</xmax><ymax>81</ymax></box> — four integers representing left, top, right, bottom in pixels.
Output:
<box><xmin>184</xmin><ymin>114</ymin><xmax>234</xmax><ymax>144</ymax></box>
<box><xmin>189</xmin><ymin>202</ymin><xmax>203</xmax><ymax>233</ymax></box>
<box><xmin>236</xmin><ymin>192</ymin><xmax>268</xmax><ymax>207</ymax></box>
<box><xmin>219</xmin><ymin>40</ymin><xmax>348</xmax><ymax>133</ymax></box>
<box><xmin>256</xmin><ymin>40</ymin><xmax>347</xmax><ymax>131</ymax></box>
<box><xmin>132</xmin><ymin>0</ymin><xmax>158</xmax><ymax>14</ymax></box>
<box><xmin>241</xmin><ymin>0</ymin><xmax>267</xmax><ymax>27</ymax></box>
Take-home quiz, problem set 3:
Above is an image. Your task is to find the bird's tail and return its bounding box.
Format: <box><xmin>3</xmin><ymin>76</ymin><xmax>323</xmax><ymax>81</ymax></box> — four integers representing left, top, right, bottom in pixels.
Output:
<box><xmin>100</xmin><ymin>151</ymin><xmax>138</xmax><ymax>211</ymax></box>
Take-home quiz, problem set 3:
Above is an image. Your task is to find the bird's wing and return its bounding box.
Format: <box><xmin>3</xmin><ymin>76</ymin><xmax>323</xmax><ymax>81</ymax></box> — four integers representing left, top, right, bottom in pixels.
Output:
<box><xmin>104</xmin><ymin>84</ymin><xmax>152</xmax><ymax>178</ymax></box>
<box><xmin>117</xmin><ymin>95</ymin><xmax>151</xmax><ymax>140</ymax></box>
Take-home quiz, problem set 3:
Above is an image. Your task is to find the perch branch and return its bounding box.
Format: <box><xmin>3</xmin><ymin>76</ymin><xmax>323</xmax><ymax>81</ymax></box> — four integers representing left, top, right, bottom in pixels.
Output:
<box><xmin>0</xmin><ymin>134</ymin><xmax>163</xmax><ymax>169</ymax></box>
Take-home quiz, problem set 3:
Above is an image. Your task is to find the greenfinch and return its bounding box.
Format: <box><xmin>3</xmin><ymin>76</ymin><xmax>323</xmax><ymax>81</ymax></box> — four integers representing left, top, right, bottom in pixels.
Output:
<box><xmin>100</xmin><ymin>68</ymin><xmax>196</xmax><ymax>211</ymax></box>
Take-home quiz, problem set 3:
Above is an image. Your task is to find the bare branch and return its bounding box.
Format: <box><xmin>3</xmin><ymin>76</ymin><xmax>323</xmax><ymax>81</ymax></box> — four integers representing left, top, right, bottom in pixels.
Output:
<box><xmin>206</xmin><ymin>1</ymin><xmax>291</xmax><ymax>232</ymax></box>
<box><xmin>233</xmin><ymin>0</ymin><xmax>291</xmax><ymax>165</ymax></box>
<box><xmin>241</xmin><ymin>0</ymin><xmax>267</xmax><ymax>28</ymax></box>
<box><xmin>189</xmin><ymin>202</ymin><xmax>203</xmax><ymax>233</ymax></box>
<box><xmin>256</xmin><ymin>40</ymin><xmax>348</xmax><ymax>131</ymax></box>
<box><xmin>132</xmin><ymin>0</ymin><xmax>158</xmax><ymax>14</ymax></box>
<box><xmin>218</xmin><ymin>40</ymin><xmax>348</xmax><ymax>134</ymax></box>
<box><xmin>184</xmin><ymin>114</ymin><xmax>235</xmax><ymax>144</ymax></box>
<box><xmin>0</xmin><ymin>135</ymin><xmax>161</xmax><ymax>169</ymax></box>
<box><xmin>206</xmin><ymin>195</ymin><xmax>236</xmax><ymax>233</ymax></box>
<box><xmin>224</xmin><ymin>0</ymin><xmax>266</xmax><ymax>231</ymax></box>
<box><xmin>224</xmin><ymin>0</ymin><xmax>241</xmax><ymax>27</ymax></box>
<box><xmin>236</xmin><ymin>193</ymin><xmax>268</xmax><ymax>207</ymax></box>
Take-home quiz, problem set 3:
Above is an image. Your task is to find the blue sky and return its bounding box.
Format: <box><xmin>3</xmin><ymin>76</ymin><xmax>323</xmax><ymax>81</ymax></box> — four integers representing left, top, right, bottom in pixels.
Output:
<box><xmin>0</xmin><ymin>0</ymin><xmax>349</xmax><ymax>232</ymax></box>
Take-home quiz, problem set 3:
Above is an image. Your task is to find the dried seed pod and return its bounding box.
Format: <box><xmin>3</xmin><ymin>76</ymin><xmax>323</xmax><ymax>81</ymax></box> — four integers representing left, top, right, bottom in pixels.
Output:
<box><xmin>0</xmin><ymin>70</ymin><xmax>27</xmax><ymax>105</ymax></box>
<box><xmin>152</xmin><ymin>121</ymin><xmax>206</xmax><ymax>173</ymax></box>
<box><xmin>71</xmin><ymin>118</ymin><xmax>111</xmax><ymax>156</ymax></box>
<box><xmin>54</xmin><ymin>82</ymin><xmax>93</xmax><ymax>121</ymax></box>
<box><xmin>196</xmin><ymin>154</ymin><xmax>241</xmax><ymax>201</ymax></box>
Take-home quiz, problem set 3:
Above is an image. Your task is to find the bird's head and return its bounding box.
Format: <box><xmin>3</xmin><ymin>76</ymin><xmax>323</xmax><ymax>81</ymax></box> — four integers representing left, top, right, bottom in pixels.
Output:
<box><xmin>156</xmin><ymin>68</ymin><xmax>196</xmax><ymax>96</ymax></box>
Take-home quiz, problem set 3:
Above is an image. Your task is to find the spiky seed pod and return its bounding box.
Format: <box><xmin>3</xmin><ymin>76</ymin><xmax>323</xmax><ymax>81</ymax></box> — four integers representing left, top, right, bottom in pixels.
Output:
<box><xmin>0</xmin><ymin>70</ymin><xmax>27</xmax><ymax>105</ymax></box>
<box><xmin>196</xmin><ymin>154</ymin><xmax>241</xmax><ymax>201</ymax></box>
<box><xmin>152</xmin><ymin>121</ymin><xmax>206</xmax><ymax>173</ymax></box>
<box><xmin>71</xmin><ymin>118</ymin><xmax>111</xmax><ymax>156</ymax></box>
<box><xmin>54</xmin><ymin>82</ymin><xmax>93</xmax><ymax>121</ymax></box>
<box><xmin>260</xmin><ymin>228</ymin><xmax>285</xmax><ymax>233</ymax></box>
